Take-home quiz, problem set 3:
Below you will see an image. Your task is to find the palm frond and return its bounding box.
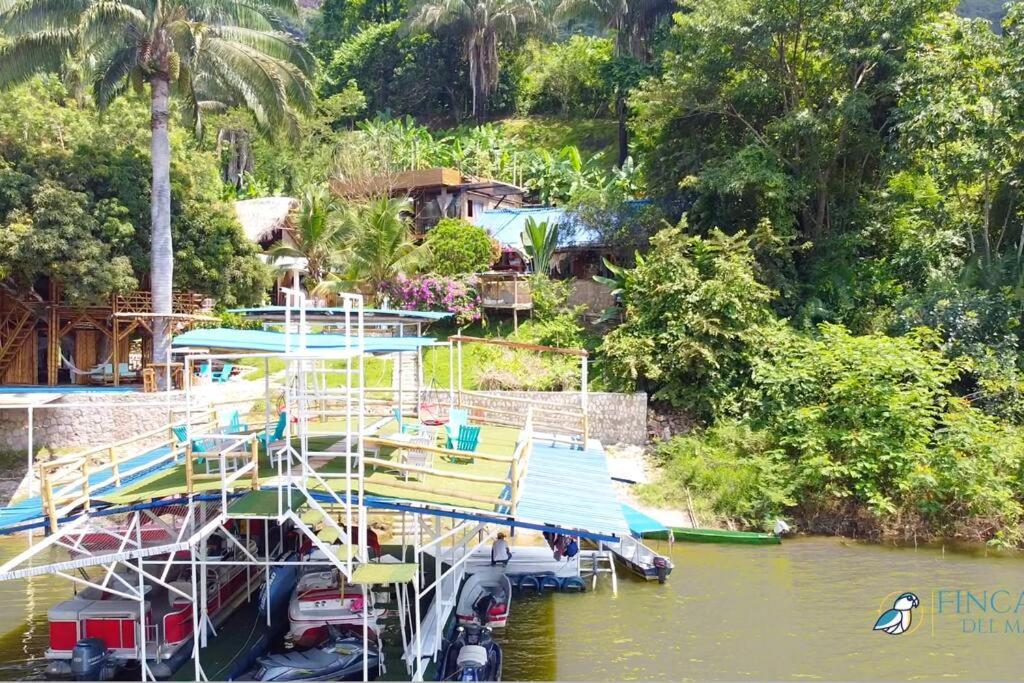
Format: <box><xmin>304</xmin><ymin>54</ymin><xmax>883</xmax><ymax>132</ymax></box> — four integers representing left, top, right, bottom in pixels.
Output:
<box><xmin>213</xmin><ymin>25</ymin><xmax>314</xmax><ymax>77</ymax></box>
<box><xmin>0</xmin><ymin>29</ymin><xmax>77</xmax><ymax>89</ymax></box>
<box><xmin>92</xmin><ymin>44</ymin><xmax>137</xmax><ymax>107</ymax></box>
<box><xmin>185</xmin><ymin>0</ymin><xmax>293</xmax><ymax>31</ymax></box>
<box><xmin>79</xmin><ymin>0</ymin><xmax>145</xmax><ymax>50</ymax></box>
<box><xmin>0</xmin><ymin>0</ymin><xmax>87</xmax><ymax>36</ymax></box>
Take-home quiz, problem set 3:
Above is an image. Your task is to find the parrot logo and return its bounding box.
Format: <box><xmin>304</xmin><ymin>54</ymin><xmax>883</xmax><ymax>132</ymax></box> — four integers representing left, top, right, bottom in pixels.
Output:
<box><xmin>873</xmin><ymin>592</ymin><xmax>920</xmax><ymax>635</ymax></box>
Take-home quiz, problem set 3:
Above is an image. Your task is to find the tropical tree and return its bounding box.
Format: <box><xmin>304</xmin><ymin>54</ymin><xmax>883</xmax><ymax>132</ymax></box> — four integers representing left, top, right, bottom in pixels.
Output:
<box><xmin>522</xmin><ymin>217</ymin><xmax>559</xmax><ymax>274</ymax></box>
<box><xmin>268</xmin><ymin>185</ymin><xmax>348</xmax><ymax>291</ymax></box>
<box><xmin>0</xmin><ymin>0</ymin><xmax>314</xmax><ymax>369</ymax></box>
<box><xmin>331</xmin><ymin>196</ymin><xmax>429</xmax><ymax>300</ymax></box>
<box><xmin>556</xmin><ymin>0</ymin><xmax>673</xmax><ymax>165</ymax></box>
<box><xmin>409</xmin><ymin>0</ymin><xmax>538</xmax><ymax>120</ymax></box>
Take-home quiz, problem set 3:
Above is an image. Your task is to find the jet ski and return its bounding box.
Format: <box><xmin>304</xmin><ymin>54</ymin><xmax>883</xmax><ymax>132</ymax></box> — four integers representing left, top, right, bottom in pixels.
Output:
<box><xmin>436</xmin><ymin>624</ymin><xmax>502</xmax><ymax>681</ymax></box>
<box><xmin>249</xmin><ymin>626</ymin><xmax>381</xmax><ymax>681</ymax></box>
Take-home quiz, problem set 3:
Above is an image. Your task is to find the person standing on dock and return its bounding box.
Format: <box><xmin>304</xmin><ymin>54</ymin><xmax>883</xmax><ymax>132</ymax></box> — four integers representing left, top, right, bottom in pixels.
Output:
<box><xmin>491</xmin><ymin>532</ymin><xmax>512</xmax><ymax>566</ymax></box>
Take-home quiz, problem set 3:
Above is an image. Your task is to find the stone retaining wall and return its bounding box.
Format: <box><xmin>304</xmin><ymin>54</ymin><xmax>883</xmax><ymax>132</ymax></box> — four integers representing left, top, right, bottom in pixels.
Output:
<box><xmin>423</xmin><ymin>390</ymin><xmax>648</xmax><ymax>445</ymax></box>
<box><xmin>0</xmin><ymin>380</ymin><xmax>266</xmax><ymax>455</ymax></box>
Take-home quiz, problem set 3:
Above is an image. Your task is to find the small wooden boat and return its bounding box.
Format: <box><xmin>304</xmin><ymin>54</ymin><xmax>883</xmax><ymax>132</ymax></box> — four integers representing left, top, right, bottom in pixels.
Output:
<box><xmin>455</xmin><ymin>570</ymin><xmax>512</xmax><ymax>628</ymax></box>
<box><xmin>648</xmin><ymin>527</ymin><xmax>781</xmax><ymax>545</ymax></box>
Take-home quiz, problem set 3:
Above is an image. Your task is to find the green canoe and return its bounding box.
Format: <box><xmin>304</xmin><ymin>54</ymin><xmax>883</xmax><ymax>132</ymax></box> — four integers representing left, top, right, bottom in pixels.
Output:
<box><xmin>646</xmin><ymin>527</ymin><xmax>781</xmax><ymax>545</ymax></box>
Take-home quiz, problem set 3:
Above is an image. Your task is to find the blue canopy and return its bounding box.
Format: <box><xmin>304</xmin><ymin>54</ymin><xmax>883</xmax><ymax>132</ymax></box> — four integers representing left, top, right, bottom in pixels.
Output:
<box><xmin>172</xmin><ymin>328</ymin><xmax>438</xmax><ymax>354</ymax></box>
<box><xmin>620</xmin><ymin>502</ymin><xmax>667</xmax><ymax>535</ymax></box>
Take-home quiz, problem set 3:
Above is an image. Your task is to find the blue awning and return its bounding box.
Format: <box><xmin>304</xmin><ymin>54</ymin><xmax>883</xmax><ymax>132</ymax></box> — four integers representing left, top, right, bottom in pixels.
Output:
<box><xmin>621</xmin><ymin>502</ymin><xmax>667</xmax><ymax>535</ymax></box>
<box><xmin>172</xmin><ymin>328</ymin><xmax>438</xmax><ymax>354</ymax></box>
<box><xmin>514</xmin><ymin>439</ymin><xmax>631</xmax><ymax>537</ymax></box>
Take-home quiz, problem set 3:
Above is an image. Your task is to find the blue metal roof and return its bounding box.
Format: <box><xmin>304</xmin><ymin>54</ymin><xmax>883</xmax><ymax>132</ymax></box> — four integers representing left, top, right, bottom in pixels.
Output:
<box><xmin>477</xmin><ymin>201</ymin><xmax>652</xmax><ymax>251</ymax></box>
<box><xmin>514</xmin><ymin>438</ymin><xmax>630</xmax><ymax>537</ymax></box>
<box><xmin>621</xmin><ymin>502</ymin><xmax>667</xmax><ymax>535</ymax></box>
<box><xmin>228</xmin><ymin>306</ymin><xmax>452</xmax><ymax>322</ymax></box>
<box><xmin>172</xmin><ymin>328</ymin><xmax>438</xmax><ymax>354</ymax></box>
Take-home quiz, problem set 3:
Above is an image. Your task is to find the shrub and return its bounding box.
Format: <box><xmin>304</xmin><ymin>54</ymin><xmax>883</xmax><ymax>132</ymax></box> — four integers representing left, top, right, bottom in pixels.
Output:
<box><xmin>383</xmin><ymin>273</ymin><xmax>481</xmax><ymax>325</ymax></box>
<box><xmin>600</xmin><ymin>226</ymin><xmax>777</xmax><ymax>421</ymax></box>
<box><xmin>528</xmin><ymin>273</ymin><xmax>572</xmax><ymax>319</ymax></box>
<box><xmin>636</xmin><ymin>421</ymin><xmax>796</xmax><ymax>530</ymax></box>
<box><xmin>425</xmin><ymin>219</ymin><xmax>499</xmax><ymax>276</ymax></box>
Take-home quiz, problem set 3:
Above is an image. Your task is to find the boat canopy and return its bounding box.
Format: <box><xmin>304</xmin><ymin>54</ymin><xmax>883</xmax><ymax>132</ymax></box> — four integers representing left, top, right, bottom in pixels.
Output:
<box><xmin>350</xmin><ymin>563</ymin><xmax>419</xmax><ymax>584</ymax></box>
<box><xmin>171</xmin><ymin>328</ymin><xmax>439</xmax><ymax>354</ymax></box>
<box><xmin>620</xmin><ymin>503</ymin><xmax>668</xmax><ymax>535</ymax></box>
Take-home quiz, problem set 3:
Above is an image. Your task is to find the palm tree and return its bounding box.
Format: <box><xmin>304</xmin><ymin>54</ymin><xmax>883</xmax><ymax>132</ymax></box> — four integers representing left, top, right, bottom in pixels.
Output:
<box><xmin>268</xmin><ymin>185</ymin><xmax>347</xmax><ymax>292</ymax></box>
<box><xmin>326</xmin><ymin>196</ymin><xmax>429</xmax><ymax>302</ymax></box>
<box><xmin>0</xmin><ymin>0</ymin><xmax>314</xmax><ymax>369</ymax></box>
<box><xmin>556</xmin><ymin>0</ymin><xmax>673</xmax><ymax>165</ymax></box>
<box><xmin>410</xmin><ymin>0</ymin><xmax>538</xmax><ymax>121</ymax></box>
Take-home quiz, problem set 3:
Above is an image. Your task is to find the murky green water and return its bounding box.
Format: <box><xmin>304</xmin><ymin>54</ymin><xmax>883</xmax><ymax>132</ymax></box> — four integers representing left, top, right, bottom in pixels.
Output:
<box><xmin>0</xmin><ymin>535</ymin><xmax>1021</xmax><ymax>680</ymax></box>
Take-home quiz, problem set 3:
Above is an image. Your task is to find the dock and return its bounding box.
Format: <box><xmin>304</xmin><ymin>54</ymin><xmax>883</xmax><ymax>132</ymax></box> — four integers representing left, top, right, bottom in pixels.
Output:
<box><xmin>0</xmin><ymin>294</ymin><xmax>640</xmax><ymax>682</ymax></box>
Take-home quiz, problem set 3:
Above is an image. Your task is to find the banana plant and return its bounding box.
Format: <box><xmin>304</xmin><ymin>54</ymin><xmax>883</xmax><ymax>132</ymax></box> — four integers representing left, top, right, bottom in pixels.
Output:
<box><xmin>522</xmin><ymin>218</ymin><xmax>559</xmax><ymax>274</ymax></box>
<box><xmin>593</xmin><ymin>256</ymin><xmax>631</xmax><ymax>322</ymax></box>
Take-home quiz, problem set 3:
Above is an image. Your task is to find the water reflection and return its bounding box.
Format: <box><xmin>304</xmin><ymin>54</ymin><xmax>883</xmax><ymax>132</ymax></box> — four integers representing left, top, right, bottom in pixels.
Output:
<box><xmin>0</xmin><ymin>535</ymin><xmax>1019</xmax><ymax>681</ymax></box>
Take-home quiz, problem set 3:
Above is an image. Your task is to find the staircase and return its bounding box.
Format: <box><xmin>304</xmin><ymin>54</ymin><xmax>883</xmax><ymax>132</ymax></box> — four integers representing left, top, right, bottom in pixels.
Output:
<box><xmin>0</xmin><ymin>308</ymin><xmax>35</xmax><ymax>378</ymax></box>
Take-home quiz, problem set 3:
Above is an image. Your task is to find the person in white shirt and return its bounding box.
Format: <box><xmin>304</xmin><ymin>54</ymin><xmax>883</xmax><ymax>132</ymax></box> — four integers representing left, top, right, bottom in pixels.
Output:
<box><xmin>491</xmin><ymin>532</ymin><xmax>512</xmax><ymax>566</ymax></box>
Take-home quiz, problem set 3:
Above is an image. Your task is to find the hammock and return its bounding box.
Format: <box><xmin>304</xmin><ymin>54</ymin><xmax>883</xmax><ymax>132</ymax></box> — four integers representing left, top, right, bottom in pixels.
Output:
<box><xmin>60</xmin><ymin>350</ymin><xmax>114</xmax><ymax>376</ymax></box>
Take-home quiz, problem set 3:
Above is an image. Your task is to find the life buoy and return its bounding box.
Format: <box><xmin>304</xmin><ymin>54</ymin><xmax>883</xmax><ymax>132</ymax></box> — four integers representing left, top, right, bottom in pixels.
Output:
<box><xmin>560</xmin><ymin>577</ymin><xmax>586</xmax><ymax>592</ymax></box>
<box><xmin>350</xmin><ymin>596</ymin><xmax>365</xmax><ymax>612</ymax></box>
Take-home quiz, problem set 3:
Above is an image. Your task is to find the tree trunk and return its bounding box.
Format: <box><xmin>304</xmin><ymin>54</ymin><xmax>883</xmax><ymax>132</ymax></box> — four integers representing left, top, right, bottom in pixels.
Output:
<box><xmin>150</xmin><ymin>75</ymin><xmax>174</xmax><ymax>376</ymax></box>
<box><xmin>616</xmin><ymin>89</ymin><xmax>628</xmax><ymax>168</ymax></box>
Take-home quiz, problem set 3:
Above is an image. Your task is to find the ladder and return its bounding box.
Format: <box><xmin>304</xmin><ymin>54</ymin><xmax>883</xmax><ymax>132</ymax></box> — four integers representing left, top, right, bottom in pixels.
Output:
<box><xmin>581</xmin><ymin>548</ymin><xmax>617</xmax><ymax>595</ymax></box>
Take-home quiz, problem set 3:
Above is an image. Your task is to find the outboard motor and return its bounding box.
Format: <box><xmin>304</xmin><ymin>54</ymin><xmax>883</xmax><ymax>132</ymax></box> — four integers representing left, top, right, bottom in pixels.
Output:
<box><xmin>70</xmin><ymin>638</ymin><xmax>113</xmax><ymax>681</ymax></box>
<box><xmin>653</xmin><ymin>556</ymin><xmax>669</xmax><ymax>584</ymax></box>
<box><xmin>456</xmin><ymin>644</ymin><xmax>489</xmax><ymax>682</ymax></box>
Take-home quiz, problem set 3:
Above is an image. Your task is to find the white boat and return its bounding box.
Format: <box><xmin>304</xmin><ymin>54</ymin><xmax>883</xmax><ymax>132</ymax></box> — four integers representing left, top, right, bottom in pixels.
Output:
<box><xmin>427</xmin><ymin>544</ymin><xmax>582</xmax><ymax>579</ymax></box>
<box><xmin>455</xmin><ymin>570</ymin><xmax>512</xmax><ymax>629</ymax></box>
<box><xmin>604</xmin><ymin>536</ymin><xmax>673</xmax><ymax>582</ymax></box>
<box><xmin>287</xmin><ymin>568</ymin><xmax>384</xmax><ymax>648</ymax></box>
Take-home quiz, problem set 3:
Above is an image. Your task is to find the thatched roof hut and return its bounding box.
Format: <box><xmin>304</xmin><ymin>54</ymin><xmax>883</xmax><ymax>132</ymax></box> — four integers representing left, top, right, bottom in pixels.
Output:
<box><xmin>234</xmin><ymin>197</ymin><xmax>296</xmax><ymax>249</ymax></box>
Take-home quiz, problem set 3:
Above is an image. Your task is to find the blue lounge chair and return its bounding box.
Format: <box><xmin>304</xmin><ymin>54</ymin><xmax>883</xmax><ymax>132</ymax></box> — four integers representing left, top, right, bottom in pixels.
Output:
<box><xmin>198</xmin><ymin>363</ymin><xmax>213</xmax><ymax>379</ymax></box>
<box><xmin>214</xmin><ymin>363</ymin><xmax>234</xmax><ymax>383</ymax></box>
<box><xmin>446</xmin><ymin>424</ymin><xmax>481</xmax><ymax>462</ymax></box>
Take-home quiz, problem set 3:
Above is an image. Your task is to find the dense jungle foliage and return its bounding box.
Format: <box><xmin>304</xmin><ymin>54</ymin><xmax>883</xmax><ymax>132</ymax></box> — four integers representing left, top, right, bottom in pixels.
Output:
<box><xmin>0</xmin><ymin>0</ymin><xmax>1021</xmax><ymax>545</ymax></box>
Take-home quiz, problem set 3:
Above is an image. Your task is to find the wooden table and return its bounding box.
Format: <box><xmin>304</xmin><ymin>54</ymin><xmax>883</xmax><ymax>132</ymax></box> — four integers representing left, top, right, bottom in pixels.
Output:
<box><xmin>148</xmin><ymin>362</ymin><xmax>185</xmax><ymax>390</ymax></box>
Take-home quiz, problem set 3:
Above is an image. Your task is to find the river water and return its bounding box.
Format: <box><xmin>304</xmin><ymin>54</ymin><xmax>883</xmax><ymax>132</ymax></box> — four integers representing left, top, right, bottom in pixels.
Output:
<box><xmin>0</xmin><ymin>535</ymin><xmax>1020</xmax><ymax>680</ymax></box>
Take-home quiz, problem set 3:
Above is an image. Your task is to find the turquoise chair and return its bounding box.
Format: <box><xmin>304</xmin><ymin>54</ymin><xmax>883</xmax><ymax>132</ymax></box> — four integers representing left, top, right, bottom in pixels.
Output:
<box><xmin>172</xmin><ymin>425</ymin><xmax>210</xmax><ymax>454</ymax></box>
<box><xmin>198</xmin><ymin>363</ymin><xmax>213</xmax><ymax>379</ymax></box>
<box><xmin>448</xmin><ymin>408</ymin><xmax>469</xmax><ymax>430</ymax></box>
<box><xmin>394</xmin><ymin>406</ymin><xmax>425</xmax><ymax>435</ymax></box>
<box><xmin>224</xmin><ymin>410</ymin><xmax>248</xmax><ymax>434</ymax></box>
<box><xmin>214</xmin><ymin>363</ymin><xmax>234</xmax><ymax>383</ymax></box>
<box><xmin>262</xmin><ymin>412</ymin><xmax>288</xmax><ymax>449</ymax></box>
<box><xmin>446</xmin><ymin>424</ymin><xmax>481</xmax><ymax>462</ymax></box>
